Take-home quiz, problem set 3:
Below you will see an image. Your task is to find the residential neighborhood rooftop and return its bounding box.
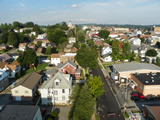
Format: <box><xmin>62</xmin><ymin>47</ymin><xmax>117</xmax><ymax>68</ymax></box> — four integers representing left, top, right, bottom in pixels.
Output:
<box><xmin>113</xmin><ymin>62</ymin><xmax>160</xmax><ymax>72</ymax></box>
<box><xmin>0</xmin><ymin>105</ymin><xmax>39</xmax><ymax>120</ymax></box>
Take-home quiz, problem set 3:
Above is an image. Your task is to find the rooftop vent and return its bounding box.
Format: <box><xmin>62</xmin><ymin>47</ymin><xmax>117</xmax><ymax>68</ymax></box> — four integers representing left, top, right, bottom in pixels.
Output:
<box><xmin>145</xmin><ymin>81</ymin><xmax>149</xmax><ymax>83</ymax></box>
<box><xmin>152</xmin><ymin>80</ymin><xmax>154</xmax><ymax>82</ymax></box>
<box><xmin>151</xmin><ymin>77</ymin><xmax>154</xmax><ymax>79</ymax></box>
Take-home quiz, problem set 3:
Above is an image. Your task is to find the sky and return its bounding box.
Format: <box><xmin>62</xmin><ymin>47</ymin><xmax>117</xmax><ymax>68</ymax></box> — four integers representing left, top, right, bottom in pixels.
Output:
<box><xmin>0</xmin><ymin>0</ymin><xmax>160</xmax><ymax>25</ymax></box>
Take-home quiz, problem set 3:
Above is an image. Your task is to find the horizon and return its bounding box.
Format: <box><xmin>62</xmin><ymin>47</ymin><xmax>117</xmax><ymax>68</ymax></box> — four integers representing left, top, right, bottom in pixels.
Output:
<box><xmin>0</xmin><ymin>0</ymin><xmax>160</xmax><ymax>25</ymax></box>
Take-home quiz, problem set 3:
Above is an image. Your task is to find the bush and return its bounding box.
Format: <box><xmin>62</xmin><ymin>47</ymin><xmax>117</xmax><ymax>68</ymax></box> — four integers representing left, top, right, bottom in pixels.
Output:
<box><xmin>146</xmin><ymin>49</ymin><xmax>158</xmax><ymax>57</ymax></box>
<box><xmin>51</xmin><ymin>110</ymin><xmax>58</xmax><ymax>117</ymax></box>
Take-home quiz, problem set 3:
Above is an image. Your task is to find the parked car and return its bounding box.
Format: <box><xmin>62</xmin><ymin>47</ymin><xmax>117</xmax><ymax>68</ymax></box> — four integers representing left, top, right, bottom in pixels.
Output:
<box><xmin>131</xmin><ymin>92</ymin><xmax>144</xmax><ymax>100</ymax></box>
<box><xmin>145</xmin><ymin>94</ymin><xmax>156</xmax><ymax>101</ymax></box>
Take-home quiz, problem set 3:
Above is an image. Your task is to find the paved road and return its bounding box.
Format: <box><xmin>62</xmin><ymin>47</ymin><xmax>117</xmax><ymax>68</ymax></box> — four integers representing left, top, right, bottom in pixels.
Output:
<box><xmin>92</xmin><ymin>65</ymin><xmax>125</xmax><ymax>120</ymax></box>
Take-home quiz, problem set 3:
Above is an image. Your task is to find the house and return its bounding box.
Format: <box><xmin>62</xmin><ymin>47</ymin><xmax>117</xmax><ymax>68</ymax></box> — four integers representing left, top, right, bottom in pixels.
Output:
<box><xmin>0</xmin><ymin>70</ymin><xmax>9</xmax><ymax>92</ymax></box>
<box><xmin>41</xmin><ymin>43</ymin><xmax>54</xmax><ymax>48</ymax></box>
<box><xmin>36</xmin><ymin>33</ymin><xmax>47</xmax><ymax>39</ymax></box>
<box><xmin>0</xmin><ymin>44</ymin><xmax>9</xmax><ymax>51</ymax></box>
<box><xmin>57</xmin><ymin>60</ymin><xmax>80</xmax><ymax>79</ymax></box>
<box><xmin>7</xmin><ymin>53</ymin><xmax>19</xmax><ymax>60</ymax></box>
<box><xmin>60</xmin><ymin>53</ymin><xmax>76</xmax><ymax>63</ymax></box>
<box><xmin>19</xmin><ymin>43</ymin><xmax>27</xmax><ymax>51</ymax></box>
<box><xmin>111</xmin><ymin>62</ymin><xmax>160</xmax><ymax>84</ymax></box>
<box><xmin>130</xmin><ymin>45</ymin><xmax>147</xmax><ymax>57</ymax></box>
<box><xmin>130</xmin><ymin>38</ymin><xmax>141</xmax><ymax>46</ymax></box>
<box><xmin>101</xmin><ymin>46</ymin><xmax>112</xmax><ymax>56</ymax></box>
<box><xmin>28</xmin><ymin>43</ymin><xmax>36</xmax><ymax>50</ymax></box>
<box><xmin>143</xmin><ymin>105</ymin><xmax>160</xmax><ymax>120</ymax></box>
<box><xmin>0</xmin><ymin>54</ymin><xmax>12</xmax><ymax>63</ymax></box>
<box><xmin>101</xmin><ymin>54</ymin><xmax>112</xmax><ymax>62</ymax></box>
<box><xmin>39</xmin><ymin>72</ymin><xmax>72</xmax><ymax>105</ymax></box>
<box><xmin>68</xmin><ymin>37</ymin><xmax>76</xmax><ymax>44</ymax></box>
<box><xmin>51</xmin><ymin>54</ymin><xmax>61</xmax><ymax>66</ymax></box>
<box><xmin>7</xmin><ymin>61</ymin><xmax>21</xmax><ymax>78</ymax></box>
<box><xmin>46</xmin><ymin>69</ymin><xmax>57</xmax><ymax>78</ymax></box>
<box><xmin>131</xmin><ymin>72</ymin><xmax>160</xmax><ymax>96</ymax></box>
<box><xmin>109</xmin><ymin>33</ymin><xmax>124</xmax><ymax>38</ymax></box>
<box><xmin>133</xmin><ymin>30</ymin><xmax>142</xmax><ymax>36</ymax></box>
<box><xmin>0</xmin><ymin>105</ymin><xmax>42</xmax><ymax>120</ymax></box>
<box><xmin>71</xmin><ymin>47</ymin><xmax>78</xmax><ymax>53</ymax></box>
<box><xmin>11</xmin><ymin>72</ymin><xmax>42</xmax><ymax>101</ymax></box>
<box><xmin>33</xmin><ymin>39</ymin><xmax>50</xmax><ymax>45</ymax></box>
<box><xmin>113</xmin><ymin>28</ymin><xmax>129</xmax><ymax>32</ymax></box>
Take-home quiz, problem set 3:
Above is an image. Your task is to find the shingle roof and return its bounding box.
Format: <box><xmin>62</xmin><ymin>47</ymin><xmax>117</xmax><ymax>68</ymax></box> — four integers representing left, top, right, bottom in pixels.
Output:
<box><xmin>0</xmin><ymin>54</ymin><xmax>11</xmax><ymax>61</ymax></box>
<box><xmin>113</xmin><ymin>62</ymin><xmax>160</xmax><ymax>72</ymax></box>
<box><xmin>41</xmin><ymin>72</ymin><xmax>72</xmax><ymax>89</ymax></box>
<box><xmin>14</xmin><ymin>72</ymin><xmax>41</xmax><ymax>90</ymax></box>
<box><xmin>57</xmin><ymin>60</ymin><xmax>77</xmax><ymax>69</ymax></box>
<box><xmin>0</xmin><ymin>105</ymin><xmax>39</xmax><ymax>120</ymax></box>
<box><xmin>51</xmin><ymin>54</ymin><xmax>60</xmax><ymax>58</ymax></box>
<box><xmin>0</xmin><ymin>62</ymin><xmax>8</xmax><ymax>69</ymax></box>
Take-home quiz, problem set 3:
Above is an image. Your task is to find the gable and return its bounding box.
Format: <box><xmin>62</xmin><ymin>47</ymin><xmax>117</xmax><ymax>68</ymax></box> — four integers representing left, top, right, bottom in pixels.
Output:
<box><xmin>62</xmin><ymin>63</ymin><xmax>76</xmax><ymax>69</ymax></box>
<box><xmin>12</xmin><ymin>85</ymin><xmax>32</xmax><ymax>91</ymax></box>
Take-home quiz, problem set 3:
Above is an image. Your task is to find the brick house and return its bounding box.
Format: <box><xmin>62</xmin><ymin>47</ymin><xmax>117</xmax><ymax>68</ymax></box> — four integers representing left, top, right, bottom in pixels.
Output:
<box><xmin>57</xmin><ymin>60</ymin><xmax>80</xmax><ymax>79</ymax></box>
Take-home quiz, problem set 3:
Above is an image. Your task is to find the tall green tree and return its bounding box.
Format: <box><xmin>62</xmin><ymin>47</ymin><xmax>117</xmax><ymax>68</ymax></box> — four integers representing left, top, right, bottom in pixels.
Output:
<box><xmin>156</xmin><ymin>57</ymin><xmax>160</xmax><ymax>66</ymax></box>
<box><xmin>130</xmin><ymin>51</ymin><xmax>136</xmax><ymax>61</ymax></box>
<box><xmin>111</xmin><ymin>40</ymin><xmax>120</xmax><ymax>61</ymax></box>
<box><xmin>0</xmin><ymin>31</ymin><xmax>9</xmax><ymax>44</ymax></box>
<box><xmin>87</xmin><ymin>76</ymin><xmax>104</xmax><ymax>98</ymax></box>
<box><xmin>7</xmin><ymin>31</ymin><xmax>20</xmax><ymax>47</ymax></box>
<box><xmin>98</xmin><ymin>30</ymin><xmax>110</xmax><ymax>40</ymax></box>
<box><xmin>17</xmin><ymin>48</ymin><xmax>37</xmax><ymax>67</ymax></box>
<box><xmin>75</xmin><ymin>45</ymin><xmax>97</xmax><ymax>69</ymax></box>
<box><xmin>77</xmin><ymin>30</ymin><xmax>85</xmax><ymax>43</ymax></box>
<box><xmin>72</xmin><ymin>84</ymin><xmax>95</xmax><ymax>120</ymax></box>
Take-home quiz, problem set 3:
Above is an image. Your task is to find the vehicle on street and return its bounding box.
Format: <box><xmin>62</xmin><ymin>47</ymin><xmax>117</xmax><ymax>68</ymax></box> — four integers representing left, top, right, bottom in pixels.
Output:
<box><xmin>131</xmin><ymin>92</ymin><xmax>144</xmax><ymax>100</ymax></box>
<box><xmin>145</xmin><ymin>94</ymin><xmax>156</xmax><ymax>101</ymax></box>
<box><xmin>41</xmin><ymin>108</ymin><xmax>47</xmax><ymax>116</ymax></box>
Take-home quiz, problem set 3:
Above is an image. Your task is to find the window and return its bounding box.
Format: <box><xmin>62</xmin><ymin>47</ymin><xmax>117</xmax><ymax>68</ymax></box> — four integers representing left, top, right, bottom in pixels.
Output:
<box><xmin>62</xmin><ymin>89</ymin><xmax>65</xmax><ymax>93</ymax></box>
<box><xmin>25</xmin><ymin>91</ymin><xmax>28</xmax><ymax>94</ymax></box>
<box><xmin>72</xmin><ymin>69</ymin><xmax>74</xmax><ymax>72</ymax></box>
<box><xmin>54</xmin><ymin>97</ymin><xmax>58</xmax><ymax>100</ymax></box>
<box><xmin>56</xmin><ymin>82</ymin><xmax>59</xmax><ymax>85</ymax></box>
<box><xmin>54</xmin><ymin>90</ymin><xmax>58</xmax><ymax>95</ymax></box>
<box><xmin>15</xmin><ymin>90</ymin><xmax>18</xmax><ymax>93</ymax></box>
<box><xmin>62</xmin><ymin>96</ymin><xmax>65</xmax><ymax>100</ymax></box>
<box><xmin>68</xmin><ymin>65</ymin><xmax>70</xmax><ymax>67</ymax></box>
<box><xmin>47</xmin><ymin>96</ymin><xmax>52</xmax><ymax>101</ymax></box>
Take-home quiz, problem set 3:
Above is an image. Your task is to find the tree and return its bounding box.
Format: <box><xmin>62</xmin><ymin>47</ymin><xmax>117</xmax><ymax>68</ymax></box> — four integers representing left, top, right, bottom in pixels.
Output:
<box><xmin>72</xmin><ymin>84</ymin><xmax>95</xmax><ymax>120</ymax></box>
<box><xmin>77</xmin><ymin>30</ymin><xmax>85</xmax><ymax>43</ymax></box>
<box><xmin>33</xmin><ymin>25</ymin><xmax>43</xmax><ymax>35</ymax></box>
<box><xmin>75</xmin><ymin>46</ymin><xmax>97</xmax><ymax>69</ymax></box>
<box><xmin>12</xmin><ymin>21</ymin><xmax>22</xmax><ymax>29</ymax></box>
<box><xmin>111</xmin><ymin>40</ymin><xmax>120</xmax><ymax>61</ymax></box>
<box><xmin>17</xmin><ymin>48</ymin><xmax>37</xmax><ymax>67</ymax></box>
<box><xmin>37</xmin><ymin>41</ymin><xmax>42</xmax><ymax>47</ymax></box>
<box><xmin>87</xmin><ymin>76</ymin><xmax>104</xmax><ymax>98</ymax></box>
<box><xmin>98</xmin><ymin>30</ymin><xmax>110</xmax><ymax>39</ymax></box>
<box><xmin>7</xmin><ymin>31</ymin><xmax>20</xmax><ymax>47</ymax></box>
<box><xmin>146</xmin><ymin>49</ymin><xmax>158</xmax><ymax>57</ymax></box>
<box><xmin>0</xmin><ymin>31</ymin><xmax>9</xmax><ymax>44</ymax></box>
<box><xmin>140</xmin><ymin>37</ymin><xmax>145</xmax><ymax>43</ymax></box>
<box><xmin>45</xmin><ymin>46</ymin><xmax>52</xmax><ymax>55</ymax></box>
<box><xmin>24</xmin><ymin>22</ymin><xmax>34</xmax><ymax>27</ymax></box>
<box><xmin>122</xmin><ymin>39</ymin><xmax>131</xmax><ymax>60</ymax></box>
<box><xmin>130</xmin><ymin>51</ymin><xmax>136</xmax><ymax>61</ymax></box>
<box><xmin>47</xmin><ymin>28</ymin><xmax>67</xmax><ymax>45</ymax></box>
<box><xmin>156</xmin><ymin>57</ymin><xmax>160</xmax><ymax>66</ymax></box>
<box><xmin>58</xmin><ymin>41</ymin><xmax>68</xmax><ymax>52</ymax></box>
<box><xmin>156</xmin><ymin>41</ymin><xmax>160</xmax><ymax>48</ymax></box>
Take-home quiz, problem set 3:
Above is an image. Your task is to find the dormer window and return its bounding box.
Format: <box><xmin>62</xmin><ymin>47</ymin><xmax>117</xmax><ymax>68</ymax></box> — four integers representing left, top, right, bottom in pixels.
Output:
<box><xmin>56</xmin><ymin>82</ymin><xmax>59</xmax><ymax>85</ymax></box>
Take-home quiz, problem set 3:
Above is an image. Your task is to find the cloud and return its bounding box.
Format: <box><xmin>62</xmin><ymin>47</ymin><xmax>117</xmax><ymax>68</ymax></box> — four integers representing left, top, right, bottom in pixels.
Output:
<box><xmin>19</xmin><ymin>2</ymin><xmax>25</xmax><ymax>8</ymax></box>
<box><xmin>71</xmin><ymin>4</ymin><xmax>79</xmax><ymax>8</ymax></box>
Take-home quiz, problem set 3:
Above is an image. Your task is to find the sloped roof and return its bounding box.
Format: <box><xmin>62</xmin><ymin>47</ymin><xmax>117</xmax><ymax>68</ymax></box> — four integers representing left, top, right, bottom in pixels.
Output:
<box><xmin>113</xmin><ymin>62</ymin><xmax>160</xmax><ymax>72</ymax></box>
<box><xmin>57</xmin><ymin>60</ymin><xmax>77</xmax><ymax>69</ymax></box>
<box><xmin>0</xmin><ymin>54</ymin><xmax>11</xmax><ymax>61</ymax></box>
<box><xmin>0</xmin><ymin>62</ymin><xmax>8</xmax><ymax>69</ymax></box>
<box><xmin>40</xmin><ymin>72</ymin><xmax>72</xmax><ymax>89</ymax></box>
<box><xmin>51</xmin><ymin>54</ymin><xmax>60</xmax><ymax>58</ymax></box>
<box><xmin>0</xmin><ymin>70</ymin><xmax>8</xmax><ymax>81</ymax></box>
<box><xmin>0</xmin><ymin>105</ymin><xmax>39</xmax><ymax>120</ymax></box>
<box><xmin>14</xmin><ymin>72</ymin><xmax>41</xmax><ymax>90</ymax></box>
<box><xmin>145</xmin><ymin>105</ymin><xmax>160</xmax><ymax>120</ymax></box>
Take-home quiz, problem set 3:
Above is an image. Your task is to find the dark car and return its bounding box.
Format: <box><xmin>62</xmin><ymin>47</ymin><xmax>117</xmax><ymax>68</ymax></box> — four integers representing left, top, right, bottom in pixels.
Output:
<box><xmin>145</xmin><ymin>94</ymin><xmax>156</xmax><ymax>101</ymax></box>
<box><xmin>131</xmin><ymin>96</ymin><xmax>139</xmax><ymax>101</ymax></box>
<box><xmin>41</xmin><ymin>108</ymin><xmax>47</xmax><ymax>116</ymax></box>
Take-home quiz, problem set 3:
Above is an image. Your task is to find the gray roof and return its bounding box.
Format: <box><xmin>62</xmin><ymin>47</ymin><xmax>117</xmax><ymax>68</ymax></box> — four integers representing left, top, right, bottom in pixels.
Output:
<box><xmin>130</xmin><ymin>45</ymin><xmax>146</xmax><ymax>51</ymax></box>
<box><xmin>113</xmin><ymin>62</ymin><xmax>160</xmax><ymax>72</ymax></box>
<box><xmin>14</xmin><ymin>72</ymin><xmax>42</xmax><ymax>90</ymax></box>
<box><xmin>57</xmin><ymin>60</ymin><xmax>77</xmax><ymax>69</ymax></box>
<box><xmin>0</xmin><ymin>54</ymin><xmax>11</xmax><ymax>61</ymax></box>
<box><xmin>0</xmin><ymin>105</ymin><xmax>39</xmax><ymax>120</ymax></box>
<box><xmin>102</xmin><ymin>53</ymin><xmax>111</xmax><ymax>58</ymax></box>
<box><xmin>41</xmin><ymin>72</ymin><xmax>72</xmax><ymax>89</ymax></box>
<box><xmin>46</xmin><ymin>69</ymin><xmax>57</xmax><ymax>75</ymax></box>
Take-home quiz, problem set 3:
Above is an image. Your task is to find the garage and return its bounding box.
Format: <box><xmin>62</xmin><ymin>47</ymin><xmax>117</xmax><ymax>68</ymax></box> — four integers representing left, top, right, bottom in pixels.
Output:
<box><xmin>15</xmin><ymin>96</ymin><xmax>21</xmax><ymax>101</ymax></box>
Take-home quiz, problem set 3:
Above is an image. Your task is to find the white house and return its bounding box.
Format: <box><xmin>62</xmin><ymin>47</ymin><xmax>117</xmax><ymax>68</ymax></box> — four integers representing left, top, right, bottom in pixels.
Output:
<box><xmin>51</xmin><ymin>54</ymin><xmax>60</xmax><ymax>66</ymax></box>
<box><xmin>101</xmin><ymin>54</ymin><xmax>112</xmax><ymax>62</ymax></box>
<box><xmin>130</xmin><ymin>38</ymin><xmax>141</xmax><ymax>46</ymax></box>
<box><xmin>130</xmin><ymin>45</ymin><xmax>147</xmax><ymax>57</ymax></box>
<box><xmin>101</xmin><ymin>46</ymin><xmax>112</xmax><ymax>56</ymax></box>
<box><xmin>39</xmin><ymin>72</ymin><xmax>72</xmax><ymax>105</ymax></box>
<box><xmin>36</xmin><ymin>33</ymin><xmax>47</xmax><ymax>39</ymax></box>
<box><xmin>68</xmin><ymin>37</ymin><xmax>76</xmax><ymax>44</ymax></box>
<box><xmin>19</xmin><ymin>43</ymin><xmax>27</xmax><ymax>51</ymax></box>
<box><xmin>133</xmin><ymin>30</ymin><xmax>142</xmax><ymax>36</ymax></box>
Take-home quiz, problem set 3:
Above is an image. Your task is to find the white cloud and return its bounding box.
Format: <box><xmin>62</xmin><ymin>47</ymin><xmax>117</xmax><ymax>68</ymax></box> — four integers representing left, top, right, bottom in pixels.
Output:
<box><xmin>71</xmin><ymin>4</ymin><xmax>79</xmax><ymax>8</ymax></box>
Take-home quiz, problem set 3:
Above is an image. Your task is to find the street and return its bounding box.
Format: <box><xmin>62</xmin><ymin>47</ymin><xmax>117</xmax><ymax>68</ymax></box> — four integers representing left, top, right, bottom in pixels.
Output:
<box><xmin>92</xmin><ymin>65</ymin><xmax>125</xmax><ymax>120</ymax></box>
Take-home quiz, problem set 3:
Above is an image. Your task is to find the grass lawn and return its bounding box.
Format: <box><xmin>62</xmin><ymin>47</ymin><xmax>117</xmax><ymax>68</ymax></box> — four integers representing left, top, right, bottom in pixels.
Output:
<box><xmin>26</xmin><ymin>63</ymin><xmax>48</xmax><ymax>74</ymax></box>
<box><xmin>123</xmin><ymin>112</ymin><xmax>129</xmax><ymax>118</ymax></box>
